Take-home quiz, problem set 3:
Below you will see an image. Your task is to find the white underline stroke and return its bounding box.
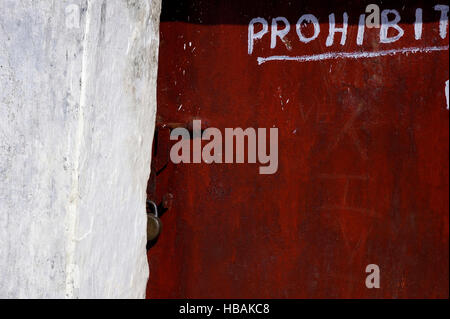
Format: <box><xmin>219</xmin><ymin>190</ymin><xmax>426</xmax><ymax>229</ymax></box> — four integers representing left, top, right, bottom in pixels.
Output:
<box><xmin>257</xmin><ymin>45</ymin><xmax>449</xmax><ymax>65</ymax></box>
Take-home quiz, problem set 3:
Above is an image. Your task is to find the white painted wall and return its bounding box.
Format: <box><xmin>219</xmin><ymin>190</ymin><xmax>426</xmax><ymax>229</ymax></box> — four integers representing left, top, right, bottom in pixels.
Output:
<box><xmin>0</xmin><ymin>0</ymin><xmax>161</xmax><ymax>298</ymax></box>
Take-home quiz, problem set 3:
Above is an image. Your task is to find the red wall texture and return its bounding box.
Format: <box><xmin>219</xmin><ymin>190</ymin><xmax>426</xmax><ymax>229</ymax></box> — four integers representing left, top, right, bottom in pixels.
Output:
<box><xmin>147</xmin><ymin>0</ymin><xmax>449</xmax><ymax>298</ymax></box>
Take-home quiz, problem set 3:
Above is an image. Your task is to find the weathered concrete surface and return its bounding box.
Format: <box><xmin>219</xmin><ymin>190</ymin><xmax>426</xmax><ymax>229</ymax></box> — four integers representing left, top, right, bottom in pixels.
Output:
<box><xmin>0</xmin><ymin>0</ymin><xmax>161</xmax><ymax>298</ymax></box>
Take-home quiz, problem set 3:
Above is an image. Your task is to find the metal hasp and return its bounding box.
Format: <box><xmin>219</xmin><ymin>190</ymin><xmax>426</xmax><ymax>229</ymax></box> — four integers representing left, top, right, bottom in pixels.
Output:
<box><xmin>146</xmin><ymin>125</ymin><xmax>175</xmax><ymax>249</ymax></box>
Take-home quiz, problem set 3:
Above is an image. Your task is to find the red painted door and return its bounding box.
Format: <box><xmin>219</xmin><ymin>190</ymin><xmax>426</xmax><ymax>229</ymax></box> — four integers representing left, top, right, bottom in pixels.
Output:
<box><xmin>147</xmin><ymin>0</ymin><xmax>449</xmax><ymax>298</ymax></box>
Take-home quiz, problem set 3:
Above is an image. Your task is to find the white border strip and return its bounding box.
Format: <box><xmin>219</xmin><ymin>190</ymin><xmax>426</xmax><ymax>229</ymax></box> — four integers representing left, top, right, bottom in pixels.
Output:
<box><xmin>257</xmin><ymin>45</ymin><xmax>449</xmax><ymax>65</ymax></box>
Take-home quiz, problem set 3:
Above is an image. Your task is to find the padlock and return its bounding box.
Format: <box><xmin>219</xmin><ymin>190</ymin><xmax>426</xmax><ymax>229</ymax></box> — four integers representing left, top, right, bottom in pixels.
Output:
<box><xmin>147</xmin><ymin>200</ymin><xmax>162</xmax><ymax>242</ymax></box>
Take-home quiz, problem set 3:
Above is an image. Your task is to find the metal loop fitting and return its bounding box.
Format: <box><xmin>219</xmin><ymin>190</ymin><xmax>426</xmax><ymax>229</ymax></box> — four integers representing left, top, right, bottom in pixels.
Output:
<box><xmin>147</xmin><ymin>200</ymin><xmax>158</xmax><ymax>218</ymax></box>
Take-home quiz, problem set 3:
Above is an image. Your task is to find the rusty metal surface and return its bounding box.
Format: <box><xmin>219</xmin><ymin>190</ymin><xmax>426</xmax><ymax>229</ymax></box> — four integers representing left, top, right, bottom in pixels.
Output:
<box><xmin>147</xmin><ymin>0</ymin><xmax>449</xmax><ymax>298</ymax></box>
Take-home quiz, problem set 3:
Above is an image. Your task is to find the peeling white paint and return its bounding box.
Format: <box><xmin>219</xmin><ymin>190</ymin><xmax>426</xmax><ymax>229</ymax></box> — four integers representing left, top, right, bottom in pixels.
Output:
<box><xmin>445</xmin><ymin>80</ymin><xmax>449</xmax><ymax>110</ymax></box>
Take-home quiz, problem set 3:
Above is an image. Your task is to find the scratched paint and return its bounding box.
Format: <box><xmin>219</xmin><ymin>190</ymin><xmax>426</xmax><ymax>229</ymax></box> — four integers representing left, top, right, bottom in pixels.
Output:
<box><xmin>147</xmin><ymin>0</ymin><xmax>449</xmax><ymax>299</ymax></box>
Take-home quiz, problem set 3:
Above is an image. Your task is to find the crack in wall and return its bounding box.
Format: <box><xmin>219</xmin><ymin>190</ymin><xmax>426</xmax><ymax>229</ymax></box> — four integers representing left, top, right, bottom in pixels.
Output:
<box><xmin>65</xmin><ymin>0</ymin><xmax>92</xmax><ymax>299</ymax></box>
